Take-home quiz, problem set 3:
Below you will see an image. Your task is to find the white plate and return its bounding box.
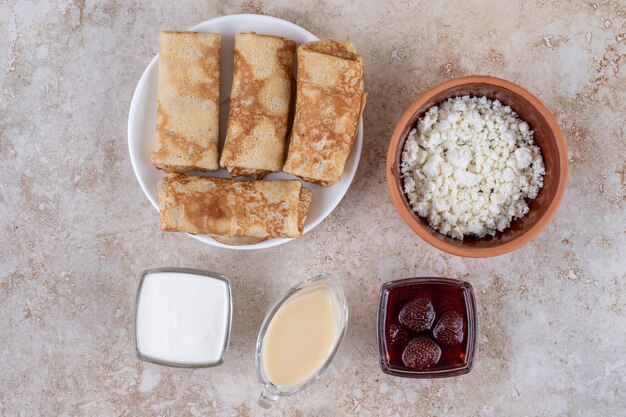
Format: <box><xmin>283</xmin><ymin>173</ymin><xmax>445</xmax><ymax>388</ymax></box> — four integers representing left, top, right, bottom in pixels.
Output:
<box><xmin>127</xmin><ymin>14</ymin><xmax>363</xmax><ymax>250</ymax></box>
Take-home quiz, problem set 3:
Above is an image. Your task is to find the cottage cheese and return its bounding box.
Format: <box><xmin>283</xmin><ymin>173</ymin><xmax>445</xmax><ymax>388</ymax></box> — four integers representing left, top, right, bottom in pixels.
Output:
<box><xmin>401</xmin><ymin>95</ymin><xmax>545</xmax><ymax>240</ymax></box>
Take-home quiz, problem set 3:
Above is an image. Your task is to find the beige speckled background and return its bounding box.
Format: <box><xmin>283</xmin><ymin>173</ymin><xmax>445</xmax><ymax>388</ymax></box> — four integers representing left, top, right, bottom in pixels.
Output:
<box><xmin>1</xmin><ymin>0</ymin><xmax>625</xmax><ymax>416</ymax></box>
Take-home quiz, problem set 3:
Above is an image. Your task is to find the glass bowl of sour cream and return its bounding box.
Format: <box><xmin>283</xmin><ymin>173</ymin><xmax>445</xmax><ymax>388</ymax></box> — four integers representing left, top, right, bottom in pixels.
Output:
<box><xmin>134</xmin><ymin>268</ymin><xmax>232</xmax><ymax>367</ymax></box>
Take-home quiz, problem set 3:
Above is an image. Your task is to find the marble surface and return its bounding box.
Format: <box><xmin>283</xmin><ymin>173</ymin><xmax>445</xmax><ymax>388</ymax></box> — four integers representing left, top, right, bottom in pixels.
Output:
<box><xmin>1</xmin><ymin>0</ymin><xmax>624</xmax><ymax>415</ymax></box>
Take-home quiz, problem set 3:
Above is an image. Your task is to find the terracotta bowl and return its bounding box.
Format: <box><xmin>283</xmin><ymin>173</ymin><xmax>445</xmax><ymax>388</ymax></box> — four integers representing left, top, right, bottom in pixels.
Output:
<box><xmin>386</xmin><ymin>76</ymin><xmax>568</xmax><ymax>257</ymax></box>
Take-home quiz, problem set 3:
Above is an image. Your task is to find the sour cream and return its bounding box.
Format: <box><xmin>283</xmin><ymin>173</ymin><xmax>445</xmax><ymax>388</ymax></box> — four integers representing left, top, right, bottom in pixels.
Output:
<box><xmin>135</xmin><ymin>269</ymin><xmax>231</xmax><ymax>366</ymax></box>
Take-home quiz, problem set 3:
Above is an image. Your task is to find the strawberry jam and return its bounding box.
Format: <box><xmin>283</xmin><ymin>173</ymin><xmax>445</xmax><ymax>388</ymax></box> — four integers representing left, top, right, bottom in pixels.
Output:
<box><xmin>377</xmin><ymin>278</ymin><xmax>477</xmax><ymax>378</ymax></box>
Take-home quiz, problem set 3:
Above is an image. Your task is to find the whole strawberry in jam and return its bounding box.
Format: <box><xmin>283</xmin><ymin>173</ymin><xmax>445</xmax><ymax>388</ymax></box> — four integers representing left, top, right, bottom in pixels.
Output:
<box><xmin>402</xmin><ymin>337</ymin><xmax>441</xmax><ymax>370</ymax></box>
<box><xmin>387</xmin><ymin>323</ymin><xmax>412</xmax><ymax>349</ymax></box>
<box><xmin>433</xmin><ymin>311</ymin><xmax>464</xmax><ymax>346</ymax></box>
<box><xmin>398</xmin><ymin>297</ymin><xmax>435</xmax><ymax>332</ymax></box>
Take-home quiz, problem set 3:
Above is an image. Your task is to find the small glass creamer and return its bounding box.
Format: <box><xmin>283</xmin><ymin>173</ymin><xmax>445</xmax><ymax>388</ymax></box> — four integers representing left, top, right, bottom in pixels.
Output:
<box><xmin>255</xmin><ymin>274</ymin><xmax>349</xmax><ymax>408</ymax></box>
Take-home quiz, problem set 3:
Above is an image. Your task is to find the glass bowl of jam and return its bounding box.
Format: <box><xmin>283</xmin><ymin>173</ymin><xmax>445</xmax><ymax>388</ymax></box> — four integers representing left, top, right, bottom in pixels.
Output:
<box><xmin>377</xmin><ymin>277</ymin><xmax>477</xmax><ymax>378</ymax></box>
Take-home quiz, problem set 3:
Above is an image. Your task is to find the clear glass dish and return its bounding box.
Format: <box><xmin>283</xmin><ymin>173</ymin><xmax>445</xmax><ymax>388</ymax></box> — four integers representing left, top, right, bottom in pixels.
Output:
<box><xmin>134</xmin><ymin>267</ymin><xmax>232</xmax><ymax>368</ymax></box>
<box><xmin>377</xmin><ymin>277</ymin><xmax>477</xmax><ymax>378</ymax></box>
<box><xmin>255</xmin><ymin>274</ymin><xmax>349</xmax><ymax>408</ymax></box>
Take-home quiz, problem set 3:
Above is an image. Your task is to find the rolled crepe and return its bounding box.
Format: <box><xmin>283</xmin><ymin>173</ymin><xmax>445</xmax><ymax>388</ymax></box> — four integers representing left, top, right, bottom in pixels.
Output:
<box><xmin>282</xmin><ymin>40</ymin><xmax>365</xmax><ymax>186</ymax></box>
<box><xmin>158</xmin><ymin>175</ymin><xmax>312</xmax><ymax>239</ymax></box>
<box><xmin>157</xmin><ymin>180</ymin><xmax>266</xmax><ymax>245</ymax></box>
<box><xmin>151</xmin><ymin>31</ymin><xmax>221</xmax><ymax>173</ymax></box>
<box><xmin>220</xmin><ymin>33</ymin><xmax>296</xmax><ymax>179</ymax></box>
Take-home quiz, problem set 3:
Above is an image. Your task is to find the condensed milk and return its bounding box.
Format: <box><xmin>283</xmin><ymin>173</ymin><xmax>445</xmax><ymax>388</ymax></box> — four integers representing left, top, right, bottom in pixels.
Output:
<box><xmin>256</xmin><ymin>274</ymin><xmax>349</xmax><ymax>408</ymax></box>
<box><xmin>261</xmin><ymin>286</ymin><xmax>338</xmax><ymax>387</ymax></box>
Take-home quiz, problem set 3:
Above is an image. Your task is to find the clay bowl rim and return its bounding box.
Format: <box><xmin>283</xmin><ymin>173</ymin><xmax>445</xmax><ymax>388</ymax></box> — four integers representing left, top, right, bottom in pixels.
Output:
<box><xmin>386</xmin><ymin>75</ymin><xmax>569</xmax><ymax>258</ymax></box>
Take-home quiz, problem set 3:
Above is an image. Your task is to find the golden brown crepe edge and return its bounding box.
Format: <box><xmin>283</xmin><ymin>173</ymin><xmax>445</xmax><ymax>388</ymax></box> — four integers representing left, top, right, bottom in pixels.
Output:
<box><xmin>157</xmin><ymin>176</ymin><xmax>173</xmax><ymax>231</ymax></box>
<box><xmin>226</xmin><ymin>167</ymin><xmax>270</xmax><ymax>180</ymax></box>
<box><xmin>297</xmin><ymin>187</ymin><xmax>313</xmax><ymax>234</ymax></box>
<box><xmin>300</xmin><ymin>39</ymin><xmax>361</xmax><ymax>61</ymax></box>
<box><xmin>211</xmin><ymin>235</ymin><xmax>269</xmax><ymax>245</ymax></box>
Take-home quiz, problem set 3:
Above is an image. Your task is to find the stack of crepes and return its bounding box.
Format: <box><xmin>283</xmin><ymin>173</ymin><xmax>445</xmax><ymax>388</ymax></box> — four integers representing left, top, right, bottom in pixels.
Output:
<box><xmin>149</xmin><ymin>31</ymin><xmax>365</xmax><ymax>243</ymax></box>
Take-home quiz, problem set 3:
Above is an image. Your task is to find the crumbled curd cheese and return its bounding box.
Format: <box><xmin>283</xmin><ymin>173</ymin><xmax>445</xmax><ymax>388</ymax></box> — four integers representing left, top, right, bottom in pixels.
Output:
<box><xmin>401</xmin><ymin>95</ymin><xmax>545</xmax><ymax>240</ymax></box>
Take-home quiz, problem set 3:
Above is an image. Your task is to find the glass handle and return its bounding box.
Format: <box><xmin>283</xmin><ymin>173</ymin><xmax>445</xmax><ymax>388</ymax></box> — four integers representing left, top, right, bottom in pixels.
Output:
<box><xmin>258</xmin><ymin>387</ymin><xmax>278</xmax><ymax>409</ymax></box>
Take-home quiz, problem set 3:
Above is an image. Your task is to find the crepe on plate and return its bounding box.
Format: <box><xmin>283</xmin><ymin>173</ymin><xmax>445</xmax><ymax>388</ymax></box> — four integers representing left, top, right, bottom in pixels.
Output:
<box><xmin>282</xmin><ymin>40</ymin><xmax>366</xmax><ymax>186</ymax></box>
<box><xmin>151</xmin><ymin>31</ymin><xmax>221</xmax><ymax>173</ymax></box>
<box><xmin>220</xmin><ymin>33</ymin><xmax>296</xmax><ymax>179</ymax></box>
<box><xmin>158</xmin><ymin>175</ymin><xmax>312</xmax><ymax>243</ymax></box>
